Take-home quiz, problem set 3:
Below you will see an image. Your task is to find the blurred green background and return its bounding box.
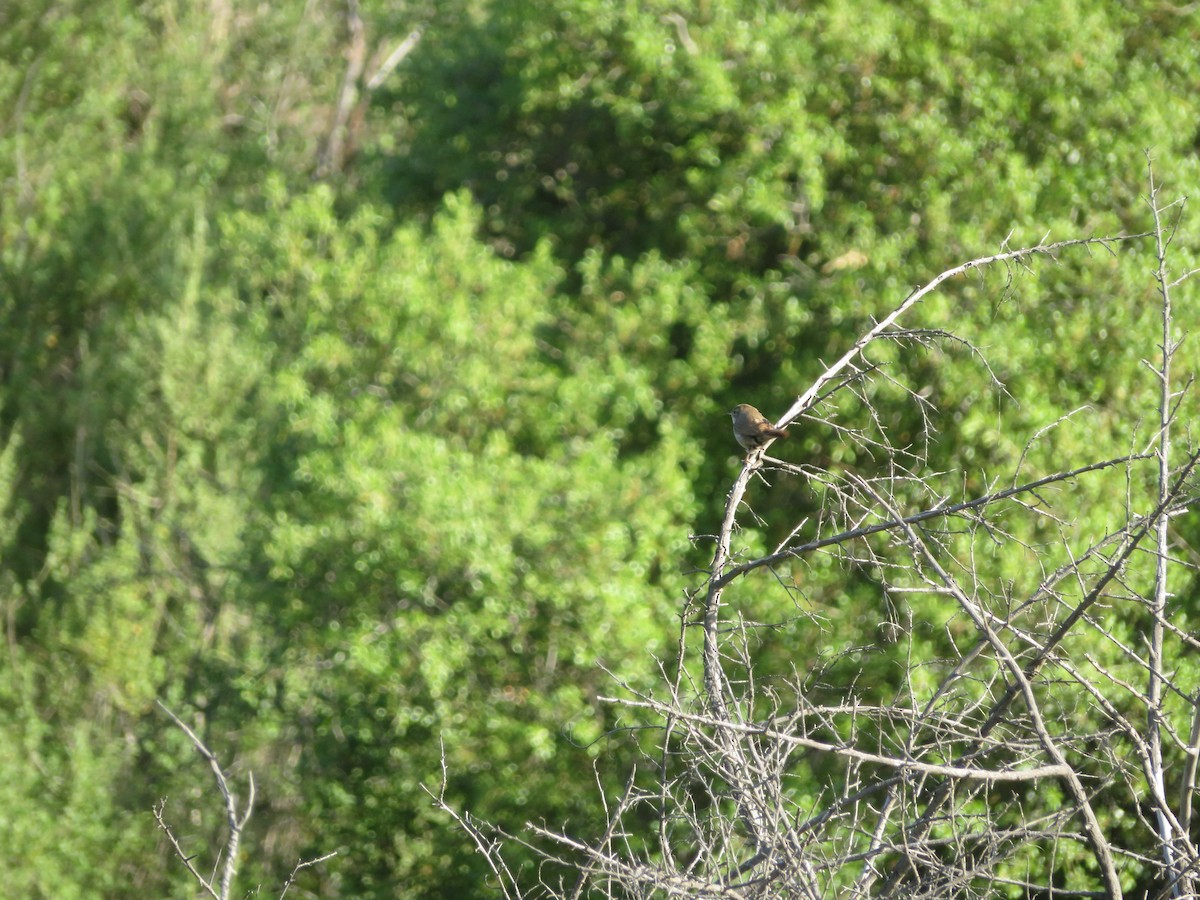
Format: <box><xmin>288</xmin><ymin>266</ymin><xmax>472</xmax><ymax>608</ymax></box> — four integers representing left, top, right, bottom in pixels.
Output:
<box><xmin>1</xmin><ymin>1</ymin><xmax>1198</xmax><ymax>896</ymax></box>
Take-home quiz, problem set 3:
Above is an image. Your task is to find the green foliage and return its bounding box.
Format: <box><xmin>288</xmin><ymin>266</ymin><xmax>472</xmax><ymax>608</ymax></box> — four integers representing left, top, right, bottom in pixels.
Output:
<box><xmin>0</xmin><ymin>0</ymin><xmax>1199</xmax><ymax>895</ymax></box>
<box><xmin>214</xmin><ymin>184</ymin><xmax>694</xmax><ymax>894</ymax></box>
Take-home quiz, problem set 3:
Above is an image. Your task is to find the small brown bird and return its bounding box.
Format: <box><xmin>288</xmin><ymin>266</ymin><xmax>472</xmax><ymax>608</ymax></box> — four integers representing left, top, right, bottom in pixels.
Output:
<box><xmin>729</xmin><ymin>403</ymin><xmax>788</xmax><ymax>453</ymax></box>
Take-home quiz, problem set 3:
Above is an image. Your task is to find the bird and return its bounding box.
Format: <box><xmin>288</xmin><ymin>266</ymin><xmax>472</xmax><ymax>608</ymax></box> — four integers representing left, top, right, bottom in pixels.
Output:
<box><xmin>729</xmin><ymin>403</ymin><xmax>788</xmax><ymax>453</ymax></box>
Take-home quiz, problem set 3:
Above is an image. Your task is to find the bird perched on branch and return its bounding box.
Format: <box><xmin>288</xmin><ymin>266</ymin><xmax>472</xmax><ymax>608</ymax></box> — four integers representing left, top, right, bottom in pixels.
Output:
<box><xmin>729</xmin><ymin>403</ymin><xmax>788</xmax><ymax>453</ymax></box>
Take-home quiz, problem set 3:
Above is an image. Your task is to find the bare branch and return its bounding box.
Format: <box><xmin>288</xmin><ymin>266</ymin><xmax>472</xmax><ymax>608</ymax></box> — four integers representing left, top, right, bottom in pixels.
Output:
<box><xmin>279</xmin><ymin>851</ymin><xmax>339</xmax><ymax>899</ymax></box>
<box><xmin>431</xmin><ymin>212</ymin><xmax>1200</xmax><ymax>899</ymax></box>
<box><xmin>156</xmin><ymin>701</ymin><xmax>255</xmax><ymax>900</ymax></box>
<box><xmin>366</xmin><ymin>27</ymin><xmax>424</xmax><ymax>90</ymax></box>
<box><xmin>154</xmin><ymin>798</ymin><xmax>221</xmax><ymax>900</ymax></box>
<box><xmin>421</xmin><ymin>740</ymin><xmax>524</xmax><ymax>899</ymax></box>
<box><xmin>774</xmin><ymin>233</ymin><xmax>1151</xmax><ymax>431</ymax></box>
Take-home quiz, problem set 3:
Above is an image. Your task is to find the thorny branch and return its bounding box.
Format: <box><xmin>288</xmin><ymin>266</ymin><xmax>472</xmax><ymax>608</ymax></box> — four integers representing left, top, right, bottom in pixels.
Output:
<box><xmin>1145</xmin><ymin>154</ymin><xmax>1198</xmax><ymax>898</ymax></box>
<box><xmin>431</xmin><ymin>178</ymin><xmax>1200</xmax><ymax>898</ymax></box>
<box><xmin>155</xmin><ymin>701</ymin><xmax>336</xmax><ymax>899</ymax></box>
<box><xmin>156</xmin><ymin>700</ymin><xmax>255</xmax><ymax>900</ymax></box>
